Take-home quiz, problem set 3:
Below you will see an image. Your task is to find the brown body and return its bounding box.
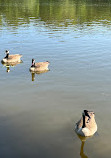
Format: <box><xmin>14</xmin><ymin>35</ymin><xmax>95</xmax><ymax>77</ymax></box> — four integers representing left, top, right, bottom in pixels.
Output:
<box><xmin>30</xmin><ymin>59</ymin><xmax>50</xmax><ymax>72</ymax></box>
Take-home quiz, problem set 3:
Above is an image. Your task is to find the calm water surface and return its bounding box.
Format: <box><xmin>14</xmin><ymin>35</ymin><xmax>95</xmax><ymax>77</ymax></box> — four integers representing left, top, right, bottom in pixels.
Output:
<box><xmin>0</xmin><ymin>0</ymin><xmax>111</xmax><ymax>157</ymax></box>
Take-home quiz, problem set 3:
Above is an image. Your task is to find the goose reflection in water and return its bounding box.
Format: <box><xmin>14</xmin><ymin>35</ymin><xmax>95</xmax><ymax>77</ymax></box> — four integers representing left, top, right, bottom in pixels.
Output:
<box><xmin>77</xmin><ymin>135</ymin><xmax>89</xmax><ymax>158</ymax></box>
<box><xmin>1</xmin><ymin>61</ymin><xmax>23</xmax><ymax>73</ymax></box>
<box><xmin>30</xmin><ymin>70</ymin><xmax>49</xmax><ymax>81</ymax></box>
<box><xmin>6</xmin><ymin>66</ymin><xmax>10</xmax><ymax>73</ymax></box>
<box><xmin>79</xmin><ymin>133</ymin><xmax>98</xmax><ymax>158</ymax></box>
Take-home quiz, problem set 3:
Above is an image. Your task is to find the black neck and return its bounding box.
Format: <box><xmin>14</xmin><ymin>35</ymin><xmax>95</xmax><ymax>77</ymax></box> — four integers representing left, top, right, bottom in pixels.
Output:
<box><xmin>5</xmin><ymin>54</ymin><xmax>9</xmax><ymax>59</ymax></box>
<box><xmin>31</xmin><ymin>62</ymin><xmax>35</xmax><ymax>67</ymax></box>
<box><xmin>82</xmin><ymin>115</ymin><xmax>86</xmax><ymax>128</ymax></box>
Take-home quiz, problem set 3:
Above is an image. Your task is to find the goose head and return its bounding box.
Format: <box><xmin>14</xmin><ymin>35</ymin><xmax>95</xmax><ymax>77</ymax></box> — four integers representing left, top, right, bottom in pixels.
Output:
<box><xmin>83</xmin><ymin>110</ymin><xmax>95</xmax><ymax>120</ymax></box>
<box><xmin>6</xmin><ymin>50</ymin><xmax>9</xmax><ymax>54</ymax></box>
<box><xmin>31</xmin><ymin>58</ymin><xmax>35</xmax><ymax>67</ymax></box>
<box><xmin>82</xmin><ymin>110</ymin><xmax>91</xmax><ymax>118</ymax></box>
<box><xmin>5</xmin><ymin>50</ymin><xmax>9</xmax><ymax>59</ymax></box>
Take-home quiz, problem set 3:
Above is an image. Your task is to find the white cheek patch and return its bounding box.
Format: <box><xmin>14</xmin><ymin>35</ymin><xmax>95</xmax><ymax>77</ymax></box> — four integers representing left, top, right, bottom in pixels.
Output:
<box><xmin>86</xmin><ymin>117</ymin><xmax>91</xmax><ymax>123</ymax></box>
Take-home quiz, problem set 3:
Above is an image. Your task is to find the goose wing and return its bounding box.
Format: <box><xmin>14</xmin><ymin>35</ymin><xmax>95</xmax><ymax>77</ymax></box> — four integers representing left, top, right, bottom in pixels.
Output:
<box><xmin>35</xmin><ymin>61</ymin><xmax>49</xmax><ymax>68</ymax></box>
<box><xmin>76</xmin><ymin>117</ymin><xmax>83</xmax><ymax>129</ymax></box>
<box><xmin>8</xmin><ymin>54</ymin><xmax>22</xmax><ymax>59</ymax></box>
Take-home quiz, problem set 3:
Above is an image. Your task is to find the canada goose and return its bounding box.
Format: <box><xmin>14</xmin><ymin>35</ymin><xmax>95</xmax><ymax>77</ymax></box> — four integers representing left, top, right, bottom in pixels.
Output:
<box><xmin>29</xmin><ymin>59</ymin><xmax>50</xmax><ymax>72</ymax></box>
<box><xmin>1</xmin><ymin>50</ymin><xmax>22</xmax><ymax>63</ymax></box>
<box><xmin>75</xmin><ymin>110</ymin><xmax>97</xmax><ymax>137</ymax></box>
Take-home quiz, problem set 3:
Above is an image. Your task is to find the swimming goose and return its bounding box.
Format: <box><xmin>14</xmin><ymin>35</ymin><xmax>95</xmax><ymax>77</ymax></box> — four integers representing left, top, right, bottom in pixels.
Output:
<box><xmin>75</xmin><ymin>110</ymin><xmax>97</xmax><ymax>137</ymax></box>
<box><xmin>29</xmin><ymin>59</ymin><xmax>50</xmax><ymax>72</ymax></box>
<box><xmin>1</xmin><ymin>50</ymin><xmax>22</xmax><ymax>63</ymax></box>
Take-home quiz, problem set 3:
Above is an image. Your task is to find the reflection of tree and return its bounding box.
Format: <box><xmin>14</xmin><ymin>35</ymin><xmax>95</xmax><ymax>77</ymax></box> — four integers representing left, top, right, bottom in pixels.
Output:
<box><xmin>0</xmin><ymin>0</ymin><xmax>40</xmax><ymax>26</ymax></box>
<box><xmin>0</xmin><ymin>0</ymin><xmax>111</xmax><ymax>28</ymax></box>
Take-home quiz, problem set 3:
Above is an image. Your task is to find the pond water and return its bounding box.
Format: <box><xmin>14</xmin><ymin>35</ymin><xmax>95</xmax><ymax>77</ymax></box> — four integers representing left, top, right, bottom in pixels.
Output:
<box><xmin>0</xmin><ymin>0</ymin><xmax>111</xmax><ymax>157</ymax></box>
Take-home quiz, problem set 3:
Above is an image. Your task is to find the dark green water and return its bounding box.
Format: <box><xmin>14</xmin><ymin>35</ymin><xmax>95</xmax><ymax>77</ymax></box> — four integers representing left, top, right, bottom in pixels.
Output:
<box><xmin>0</xmin><ymin>0</ymin><xmax>111</xmax><ymax>157</ymax></box>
